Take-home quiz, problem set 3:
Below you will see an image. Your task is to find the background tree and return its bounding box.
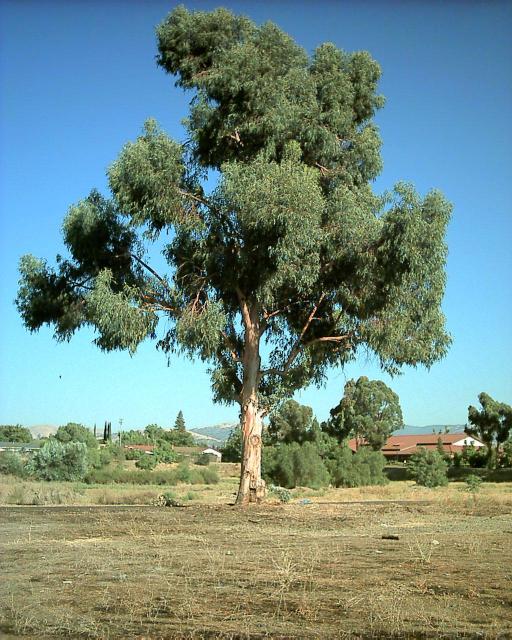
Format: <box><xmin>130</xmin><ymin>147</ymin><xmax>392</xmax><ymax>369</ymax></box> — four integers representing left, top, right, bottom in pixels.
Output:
<box><xmin>0</xmin><ymin>425</ymin><xmax>32</xmax><ymax>443</ymax></box>
<box><xmin>55</xmin><ymin>422</ymin><xmax>98</xmax><ymax>448</ymax></box>
<box><xmin>16</xmin><ymin>6</ymin><xmax>451</xmax><ymax>504</ymax></box>
<box><xmin>174</xmin><ymin>411</ymin><xmax>186</xmax><ymax>432</ymax></box>
<box><xmin>327</xmin><ymin>377</ymin><xmax>403</xmax><ymax>450</ymax></box>
<box><xmin>267</xmin><ymin>400</ymin><xmax>321</xmax><ymax>445</ymax></box>
<box><xmin>467</xmin><ymin>393</ymin><xmax>512</xmax><ymax>468</ymax></box>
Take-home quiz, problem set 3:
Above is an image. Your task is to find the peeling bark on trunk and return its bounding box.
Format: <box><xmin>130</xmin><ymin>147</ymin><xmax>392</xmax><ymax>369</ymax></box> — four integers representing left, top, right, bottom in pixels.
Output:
<box><xmin>235</xmin><ymin>299</ymin><xmax>266</xmax><ymax>505</ymax></box>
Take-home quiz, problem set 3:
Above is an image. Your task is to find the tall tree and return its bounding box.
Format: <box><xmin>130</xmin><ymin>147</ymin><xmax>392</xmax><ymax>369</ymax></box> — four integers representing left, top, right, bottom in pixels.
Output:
<box><xmin>467</xmin><ymin>393</ymin><xmax>512</xmax><ymax>468</ymax></box>
<box><xmin>327</xmin><ymin>377</ymin><xmax>403</xmax><ymax>450</ymax></box>
<box><xmin>16</xmin><ymin>6</ymin><xmax>451</xmax><ymax>504</ymax></box>
<box><xmin>174</xmin><ymin>411</ymin><xmax>186</xmax><ymax>432</ymax></box>
<box><xmin>267</xmin><ymin>400</ymin><xmax>321</xmax><ymax>445</ymax></box>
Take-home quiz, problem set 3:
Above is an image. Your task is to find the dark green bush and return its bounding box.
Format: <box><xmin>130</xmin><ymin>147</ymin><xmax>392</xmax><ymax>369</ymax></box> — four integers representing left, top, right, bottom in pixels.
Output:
<box><xmin>409</xmin><ymin>449</ymin><xmax>448</xmax><ymax>488</ymax></box>
<box><xmin>124</xmin><ymin>448</ymin><xmax>143</xmax><ymax>461</ymax></box>
<box><xmin>327</xmin><ymin>446</ymin><xmax>388</xmax><ymax>487</ymax></box>
<box><xmin>263</xmin><ymin>442</ymin><xmax>330</xmax><ymax>489</ymax></box>
<box><xmin>135</xmin><ymin>454</ymin><xmax>158</xmax><ymax>471</ymax></box>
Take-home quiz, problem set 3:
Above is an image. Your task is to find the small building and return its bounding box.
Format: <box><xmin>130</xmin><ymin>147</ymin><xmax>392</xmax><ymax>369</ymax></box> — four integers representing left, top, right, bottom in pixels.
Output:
<box><xmin>201</xmin><ymin>448</ymin><xmax>222</xmax><ymax>462</ymax></box>
<box><xmin>348</xmin><ymin>433</ymin><xmax>485</xmax><ymax>462</ymax></box>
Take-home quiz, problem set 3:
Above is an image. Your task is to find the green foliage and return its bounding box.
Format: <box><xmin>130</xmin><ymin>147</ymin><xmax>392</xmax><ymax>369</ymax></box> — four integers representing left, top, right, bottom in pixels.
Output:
<box><xmin>409</xmin><ymin>449</ymin><xmax>448</xmax><ymax>488</ymax></box>
<box><xmin>502</xmin><ymin>439</ymin><xmax>512</xmax><ymax>468</ymax></box>
<box><xmin>0</xmin><ymin>452</ymin><xmax>26</xmax><ymax>477</ymax></box>
<box><xmin>174</xmin><ymin>411</ymin><xmax>186</xmax><ymax>431</ymax></box>
<box><xmin>55</xmin><ymin>423</ymin><xmax>98</xmax><ymax>448</ymax></box>
<box><xmin>17</xmin><ymin>6</ymin><xmax>452</xmax><ymax>498</ymax></box>
<box><xmin>199</xmin><ymin>466</ymin><xmax>219</xmax><ymax>484</ymax></box>
<box><xmin>195</xmin><ymin>453</ymin><xmax>210</xmax><ymax>466</ymax></box>
<box><xmin>263</xmin><ymin>442</ymin><xmax>330</xmax><ymax>489</ymax></box>
<box><xmin>461</xmin><ymin>444</ymin><xmax>487</xmax><ymax>468</ymax></box>
<box><xmin>0</xmin><ymin>425</ymin><xmax>32</xmax><ymax>443</ymax></box>
<box><xmin>465</xmin><ymin>474</ymin><xmax>482</xmax><ymax>493</ymax></box>
<box><xmin>221</xmin><ymin>428</ymin><xmax>242</xmax><ymax>463</ymax></box>
<box><xmin>154</xmin><ymin>441</ymin><xmax>179</xmax><ymax>464</ymax></box>
<box><xmin>124</xmin><ymin>447</ymin><xmax>143</xmax><ymax>461</ymax></box>
<box><xmin>467</xmin><ymin>393</ymin><xmax>512</xmax><ymax>469</ymax></box>
<box><xmin>268</xmin><ymin>484</ymin><xmax>292</xmax><ymax>503</ymax></box>
<box><xmin>327</xmin><ymin>377</ymin><xmax>403</xmax><ymax>449</ymax></box>
<box><xmin>121</xmin><ymin>430</ymin><xmax>149</xmax><ymax>445</ymax></box>
<box><xmin>135</xmin><ymin>454</ymin><xmax>158</xmax><ymax>471</ymax></box>
<box><xmin>267</xmin><ymin>400</ymin><xmax>321</xmax><ymax>445</ymax></box>
<box><xmin>27</xmin><ymin>440</ymin><xmax>89</xmax><ymax>481</ymax></box>
<box><xmin>326</xmin><ymin>446</ymin><xmax>388</xmax><ymax>487</ymax></box>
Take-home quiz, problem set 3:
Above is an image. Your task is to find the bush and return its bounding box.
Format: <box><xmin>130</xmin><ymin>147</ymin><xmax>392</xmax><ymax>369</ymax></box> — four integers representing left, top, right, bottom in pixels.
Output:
<box><xmin>409</xmin><ymin>449</ymin><xmax>448</xmax><ymax>488</ymax></box>
<box><xmin>199</xmin><ymin>466</ymin><xmax>219</xmax><ymax>484</ymax></box>
<box><xmin>154</xmin><ymin>441</ymin><xmax>179</xmax><ymax>463</ymax></box>
<box><xmin>124</xmin><ymin>448</ymin><xmax>143</xmax><ymax>460</ymax></box>
<box><xmin>263</xmin><ymin>442</ymin><xmax>330</xmax><ymax>489</ymax></box>
<box><xmin>327</xmin><ymin>446</ymin><xmax>388</xmax><ymax>487</ymax></box>
<box><xmin>135</xmin><ymin>454</ymin><xmax>158</xmax><ymax>471</ymax></box>
<box><xmin>26</xmin><ymin>440</ymin><xmax>89</xmax><ymax>481</ymax></box>
<box><xmin>0</xmin><ymin>451</ymin><xmax>26</xmax><ymax>477</ymax></box>
<box><xmin>465</xmin><ymin>474</ymin><xmax>482</xmax><ymax>493</ymax></box>
<box><xmin>269</xmin><ymin>484</ymin><xmax>292</xmax><ymax>503</ymax></box>
<box><xmin>195</xmin><ymin>453</ymin><xmax>211</xmax><ymax>466</ymax></box>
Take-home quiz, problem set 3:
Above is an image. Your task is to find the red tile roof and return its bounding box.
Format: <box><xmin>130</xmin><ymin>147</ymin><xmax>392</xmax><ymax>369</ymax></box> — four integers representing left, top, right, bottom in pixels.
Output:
<box><xmin>348</xmin><ymin>433</ymin><xmax>485</xmax><ymax>457</ymax></box>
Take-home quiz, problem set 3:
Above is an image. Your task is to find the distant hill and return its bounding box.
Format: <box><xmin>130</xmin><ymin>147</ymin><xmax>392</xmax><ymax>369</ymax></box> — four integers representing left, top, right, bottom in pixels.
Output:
<box><xmin>393</xmin><ymin>425</ymin><xmax>466</xmax><ymax>436</ymax></box>
<box><xmin>29</xmin><ymin>424</ymin><xmax>58</xmax><ymax>439</ymax></box>
<box><xmin>190</xmin><ymin>422</ymin><xmax>238</xmax><ymax>444</ymax></box>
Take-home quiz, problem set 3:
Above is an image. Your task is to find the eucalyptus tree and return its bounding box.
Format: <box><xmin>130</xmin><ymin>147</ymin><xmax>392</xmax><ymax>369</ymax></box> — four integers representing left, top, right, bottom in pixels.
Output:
<box><xmin>16</xmin><ymin>6</ymin><xmax>451</xmax><ymax>504</ymax></box>
<box><xmin>467</xmin><ymin>393</ymin><xmax>512</xmax><ymax>468</ymax></box>
<box><xmin>327</xmin><ymin>376</ymin><xmax>403</xmax><ymax>450</ymax></box>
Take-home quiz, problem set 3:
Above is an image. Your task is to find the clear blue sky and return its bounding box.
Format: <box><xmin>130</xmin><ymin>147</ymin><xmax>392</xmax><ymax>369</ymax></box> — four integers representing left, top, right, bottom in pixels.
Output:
<box><xmin>1</xmin><ymin>0</ymin><xmax>511</xmax><ymax>431</ymax></box>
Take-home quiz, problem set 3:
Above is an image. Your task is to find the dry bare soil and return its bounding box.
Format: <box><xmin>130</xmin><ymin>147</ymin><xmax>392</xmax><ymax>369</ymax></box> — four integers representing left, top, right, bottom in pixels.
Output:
<box><xmin>1</xmin><ymin>492</ymin><xmax>511</xmax><ymax>639</ymax></box>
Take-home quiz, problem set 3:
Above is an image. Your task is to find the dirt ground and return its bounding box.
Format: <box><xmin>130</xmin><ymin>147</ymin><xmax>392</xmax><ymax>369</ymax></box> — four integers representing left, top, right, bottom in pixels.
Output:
<box><xmin>1</xmin><ymin>493</ymin><xmax>511</xmax><ymax>639</ymax></box>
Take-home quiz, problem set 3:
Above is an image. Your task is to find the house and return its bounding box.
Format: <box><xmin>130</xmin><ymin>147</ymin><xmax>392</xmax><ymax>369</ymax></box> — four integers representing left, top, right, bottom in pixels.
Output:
<box><xmin>0</xmin><ymin>442</ymin><xmax>40</xmax><ymax>453</ymax></box>
<box><xmin>201</xmin><ymin>448</ymin><xmax>222</xmax><ymax>462</ymax></box>
<box><xmin>123</xmin><ymin>443</ymin><xmax>155</xmax><ymax>455</ymax></box>
<box><xmin>348</xmin><ymin>433</ymin><xmax>485</xmax><ymax>462</ymax></box>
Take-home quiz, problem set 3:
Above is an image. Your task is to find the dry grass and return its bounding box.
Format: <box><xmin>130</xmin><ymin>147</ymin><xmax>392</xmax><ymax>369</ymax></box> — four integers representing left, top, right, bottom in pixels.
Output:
<box><xmin>1</xmin><ymin>487</ymin><xmax>511</xmax><ymax>639</ymax></box>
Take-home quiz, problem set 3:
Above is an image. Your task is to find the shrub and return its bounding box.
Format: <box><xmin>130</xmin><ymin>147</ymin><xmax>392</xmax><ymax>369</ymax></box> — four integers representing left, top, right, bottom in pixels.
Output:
<box><xmin>135</xmin><ymin>454</ymin><xmax>158</xmax><ymax>471</ymax></box>
<box><xmin>195</xmin><ymin>453</ymin><xmax>211</xmax><ymax>466</ymax></box>
<box><xmin>269</xmin><ymin>484</ymin><xmax>292</xmax><ymax>503</ymax></box>
<box><xmin>27</xmin><ymin>440</ymin><xmax>88</xmax><ymax>481</ymax></box>
<box><xmin>465</xmin><ymin>474</ymin><xmax>482</xmax><ymax>493</ymax></box>
<box><xmin>263</xmin><ymin>442</ymin><xmax>330</xmax><ymax>489</ymax></box>
<box><xmin>0</xmin><ymin>452</ymin><xmax>26</xmax><ymax>477</ymax></box>
<box><xmin>199</xmin><ymin>466</ymin><xmax>219</xmax><ymax>484</ymax></box>
<box><xmin>154</xmin><ymin>441</ymin><xmax>179</xmax><ymax>463</ymax></box>
<box><xmin>327</xmin><ymin>446</ymin><xmax>388</xmax><ymax>487</ymax></box>
<box><xmin>0</xmin><ymin>425</ymin><xmax>32</xmax><ymax>443</ymax></box>
<box><xmin>409</xmin><ymin>448</ymin><xmax>448</xmax><ymax>488</ymax></box>
<box><xmin>124</xmin><ymin>448</ymin><xmax>143</xmax><ymax>460</ymax></box>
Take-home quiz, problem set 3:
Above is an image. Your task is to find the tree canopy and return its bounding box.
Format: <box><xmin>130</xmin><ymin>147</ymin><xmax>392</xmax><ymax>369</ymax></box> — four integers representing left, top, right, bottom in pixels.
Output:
<box><xmin>55</xmin><ymin>422</ymin><xmax>98</xmax><ymax>449</ymax></box>
<box><xmin>327</xmin><ymin>376</ymin><xmax>403</xmax><ymax>450</ymax></box>
<box><xmin>0</xmin><ymin>425</ymin><xmax>32</xmax><ymax>443</ymax></box>
<box><xmin>467</xmin><ymin>393</ymin><xmax>512</xmax><ymax>468</ymax></box>
<box><xmin>16</xmin><ymin>6</ymin><xmax>451</xmax><ymax>503</ymax></box>
<box><xmin>267</xmin><ymin>399</ymin><xmax>321</xmax><ymax>445</ymax></box>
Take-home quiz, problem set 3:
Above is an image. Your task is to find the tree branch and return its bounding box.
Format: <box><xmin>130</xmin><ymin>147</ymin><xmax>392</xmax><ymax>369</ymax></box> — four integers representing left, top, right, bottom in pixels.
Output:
<box><xmin>128</xmin><ymin>253</ymin><xmax>172</xmax><ymax>294</ymax></box>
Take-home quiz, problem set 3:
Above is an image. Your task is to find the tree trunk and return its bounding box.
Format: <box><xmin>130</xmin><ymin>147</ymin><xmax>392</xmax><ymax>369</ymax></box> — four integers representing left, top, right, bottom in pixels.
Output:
<box><xmin>235</xmin><ymin>300</ymin><xmax>266</xmax><ymax>505</ymax></box>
